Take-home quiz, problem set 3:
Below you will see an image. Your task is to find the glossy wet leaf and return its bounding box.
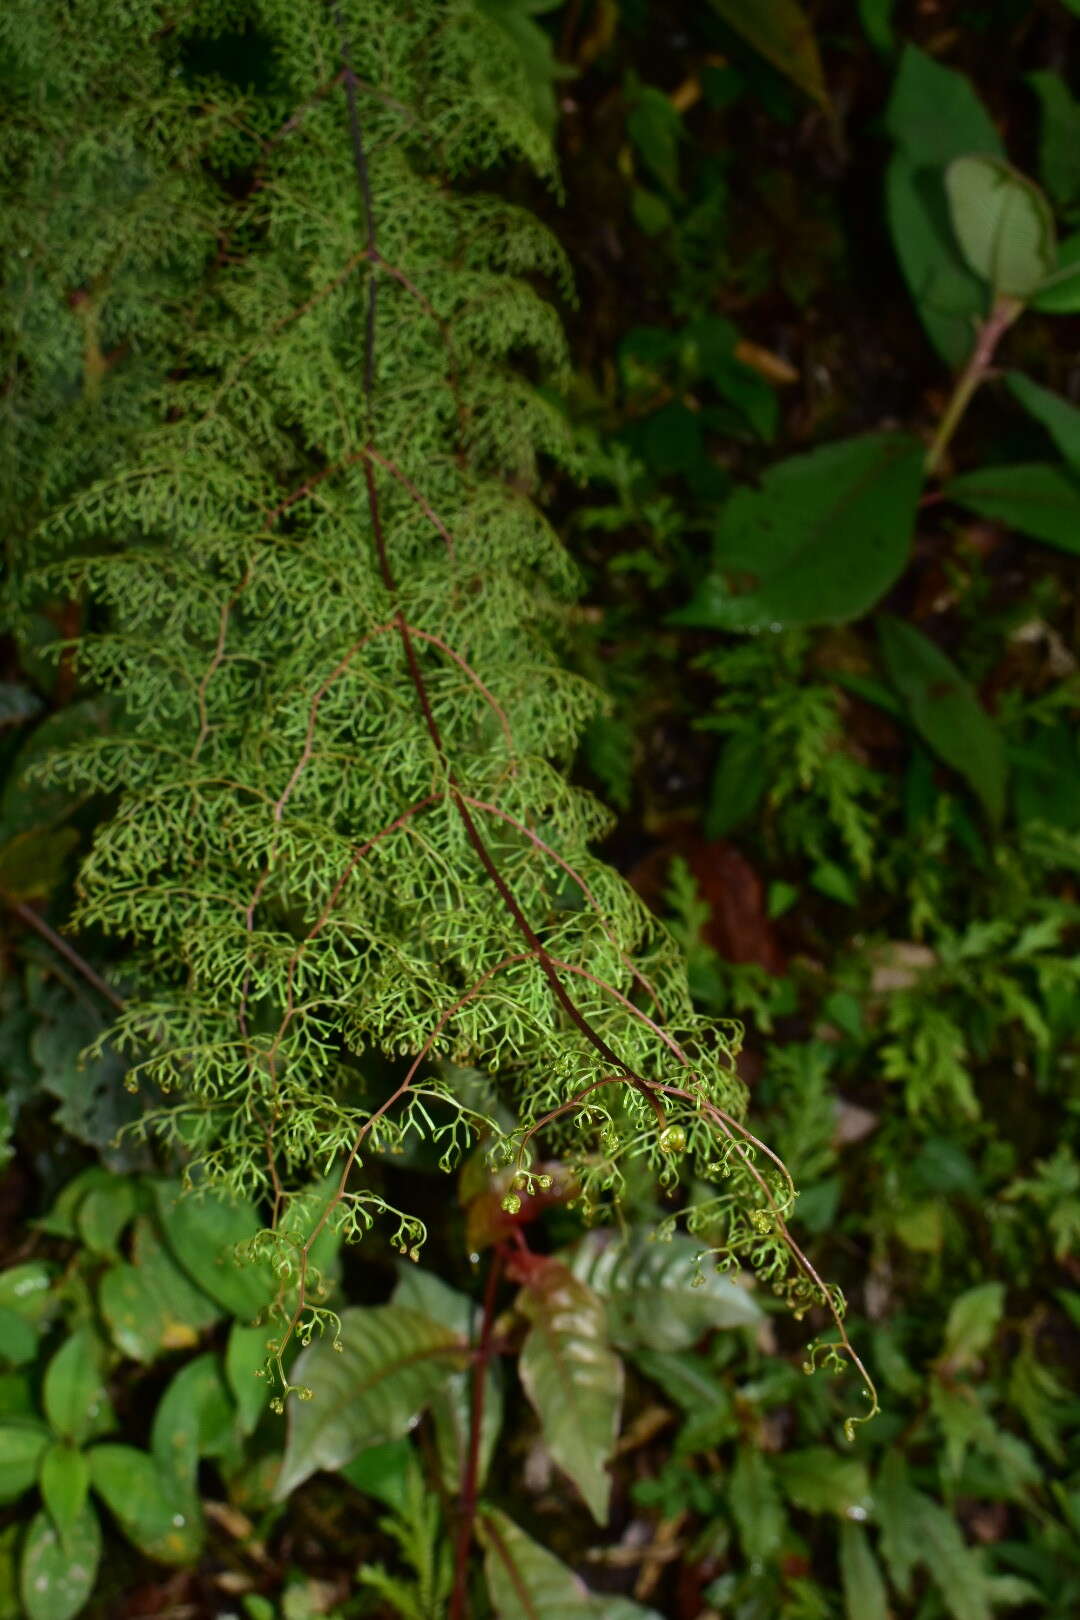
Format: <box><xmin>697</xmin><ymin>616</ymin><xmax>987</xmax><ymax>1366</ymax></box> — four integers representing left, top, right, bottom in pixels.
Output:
<box><xmin>945</xmin><ymin>461</ymin><xmax>1080</xmax><ymax>554</ymax></box>
<box><xmin>480</xmin><ymin>1508</ymin><xmax>663</xmax><ymax>1620</ymax></box>
<box><xmin>39</xmin><ymin>1444</ymin><xmax>90</xmax><ymax>1550</ymax></box>
<box><xmin>707</xmin><ymin>0</ymin><xmax>827</xmax><ymax>108</ymax></box>
<box><xmin>152</xmin><ymin>1181</ymin><xmax>275</xmax><ymax>1319</ymax></box>
<box><xmin>945</xmin><ymin>156</ymin><xmax>1056</xmax><ymax>298</ymax></box>
<box><xmin>878</xmin><ymin>616</ymin><xmax>1006</xmax><ymax>824</ymax></box>
<box><xmin>0</xmin><ymin>1262</ymin><xmax>55</xmax><ymax>1323</ymax></box>
<box><xmin>0</xmin><ymin>1422</ymin><xmax>50</xmax><ymax>1504</ymax></box>
<box><xmin>42</xmin><ymin>1330</ymin><xmax>113</xmax><ymax>1448</ymax></box>
<box><xmin>1006</xmin><ymin>373</ymin><xmax>1080</xmax><ymax>467</ymax></box>
<box><xmin>517</xmin><ymin>1259</ymin><xmax>623</xmax><ymax>1523</ymax></box>
<box><xmin>567</xmin><ymin>1228</ymin><xmax>762</xmax><ymax>1351</ymax></box>
<box><xmin>674</xmin><ymin>434</ymin><xmax>923</xmax><ymax>630</ymax></box>
<box><xmin>275</xmin><ymin>1305</ymin><xmax>465</xmax><ymax>1497</ymax></box>
<box><xmin>19</xmin><ymin>1503</ymin><xmax>101</xmax><ymax>1620</ymax></box>
<box><xmin>840</xmin><ymin>1522</ymin><xmax>889</xmax><ymax>1620</ymax></box>
<box><xmin>88</xmin><ymin>1444</ymin><xmax>202</xmax><ymax>1564</ymax></box>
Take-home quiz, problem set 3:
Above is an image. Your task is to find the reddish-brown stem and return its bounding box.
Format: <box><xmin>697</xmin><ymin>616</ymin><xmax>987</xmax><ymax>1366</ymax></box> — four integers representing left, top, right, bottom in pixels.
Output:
<box><xmin>9</xmin><ymin>900</ymin><xmax>126</xmax><ymax>1013</ymax></box>
<box><xmin>449</xmin><ymin>1244</ymin><xmax>505</xmax><ymax>1620</ymax></box>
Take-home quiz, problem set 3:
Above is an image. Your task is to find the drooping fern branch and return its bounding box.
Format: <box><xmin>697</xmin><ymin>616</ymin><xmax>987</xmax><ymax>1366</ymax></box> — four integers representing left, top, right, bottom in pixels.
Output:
<box><xmin>15</xmin><ymin>0</ymin><xmax>874</xmax><ymax>1421</ymax></box>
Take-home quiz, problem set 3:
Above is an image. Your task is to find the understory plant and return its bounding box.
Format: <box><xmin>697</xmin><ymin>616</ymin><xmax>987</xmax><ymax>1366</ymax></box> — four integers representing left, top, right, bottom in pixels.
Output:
<box><xmin>1</xmin><ymin>1</ymin><xmax>871</xmax><ymax>1617</ymax></box>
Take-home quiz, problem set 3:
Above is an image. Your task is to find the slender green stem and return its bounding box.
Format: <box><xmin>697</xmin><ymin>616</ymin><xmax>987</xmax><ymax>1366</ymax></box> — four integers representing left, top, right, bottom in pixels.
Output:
<box><xmin>925</xmin><ymin>295</ymin><xmax>1023</xmax><ymax>476</ymax></box>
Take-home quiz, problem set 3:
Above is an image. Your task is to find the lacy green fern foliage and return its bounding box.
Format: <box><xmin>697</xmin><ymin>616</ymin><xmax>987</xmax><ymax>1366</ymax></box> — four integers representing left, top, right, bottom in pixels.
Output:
<box><xmin>20</xmin><ymin>0</ymin><xmax>861</xmax><ymax>1393</ymax></box>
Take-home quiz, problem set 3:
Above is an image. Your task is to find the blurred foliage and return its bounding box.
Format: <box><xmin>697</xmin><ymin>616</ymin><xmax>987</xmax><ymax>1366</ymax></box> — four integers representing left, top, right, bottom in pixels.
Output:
<box><xmin>2</xmin><ymin>1</ymin><xmax>1079</xmax><ymax>1618</ymax></box>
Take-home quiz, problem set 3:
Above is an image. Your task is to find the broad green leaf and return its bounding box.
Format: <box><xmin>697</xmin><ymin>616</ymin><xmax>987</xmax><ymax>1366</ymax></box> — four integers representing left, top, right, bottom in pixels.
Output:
<box><xmin>945</xmin><ymin>156</ymin><xmax>1056</xmax><ymax>297</ymax></box>
<box><xmin>1031</xmin><ymin>229</ymin><xmax>1080</xmax><ymax>312</ymax></box>
<box><xmin>479</xmin><ymin>1508</ymin><xmax>663</xmax><ymax>1620</ymax></box>
<box><xmin>566</xmin><ymin>1229</ymin><xmax>762</xmax><ymax>1351</ymax></box>
<box><xmin>152</xmin><ymin>1181</ymin><xmax>275</xmax><ymax>1319</ymax></box>
<box><xmin>706</xmin><ymin>731</ymin><xmax>768</xmax><ymax>839</ymax></box>
<box><xmin>1006</xmin><ymin>373</ymin><xmax>1080</xmax><ymax>467</ymax></box>
<box><xmin>0</xmin><ymin>1262</ymin><xmax>55</xmax><ymax>1322</ymax></box>
<box><xmin>878</xmin><ymin>615</ymin><xmax>1006</xmax><ymax>824</ymax></box>
<box><xmin>941</xmin><ymin>1282</ymin><xmax>1005</xmax><ymax>1370</ymax></box>
<box><xmin>675</xmin><ymin>434</ymin><xmax>923</xmax><ymax>631</ymax></box>
<box><xmin>151</xmin><ymin>1353</ymin><xmax>236</xmax><ymax>1481</ymax></box>
<box><xmin>88</xmin><ymin>1444</ymin><xmax>202</xmax><ymax>1564</ymax></box>
<box><xmin>915</xmin><ymin>1495</ymin><xmax>991</xmax><ymax>1620</ymax></box>
<box><xmin>1028</xmin><ymin>72</ymin><xmax>1080</xmax><ymax>217</ymax></box>
<box><xmin>706</xmin><ymin>0</ymin><xmax>828</xmax><ymax>108</ymax></box>
<box><xmin>224</xmin><ymin>1322</ymin><xmax>271</xmax><ymax>1437</ymax></box>
<box><xmin>341</xmin><ymin>1438</ymin><xmax>416</xmax><ymax>1512</ymax></box>
<box><xmin>39</xmin><ymin>1444</ymin><xmax>90</xmax><ymax>1550</ymax></box>
<box><xmin>945</xmin><ymin>460</ymin><xmax>1080</xmax><ymax>553</ymax></box>
<box><xmin>857</xmin><ymin>0</ymin><xmax>894</xmax><ymax>53</ymax></box>
<box><xmin>42</xmin><ymin>1331</ymin><xmax>113</xmax><ymax>1448</ymax></box>
<box><xmin>884</xmin><ymin>47</ymin><xmax>1002</xmax><ymax>363</ymax></box>
<box><xmin>839</xmin><ymin>1522</ymin><xmax>888</xmax><ymax>1620</ymax></box>
<box><xmin>627</xmin><ymin>87</ymin><xmax>682</xmax><ymax>195</ymax></box>
<box><xmin>0</xmin><ymin>1307</ymin><xmax>37</xmax><ymax>1368</ymax></box>
<box><xmin>633</xmin><ymin>1349</ymin><xmax>737</xmax><ymax>1453</ymax></box>
<box><xmin>75</xmin><ymin>1179</ymin><xmax>139</xmax><ymax>1256</ymax></box>
<box><xmin>885</xmin><ymin>46</ymin><xmax>1002</xmax><ymax>168</ymax></box>
<box><xmin>728</xmin><ymin>1446</ymin><xmax>784</xmax><ymax>1564</ymax></box>
<box><xmin>517</xmin><ymin>1260</ymin><xmax>623</xmax><ymax>1524</ymax></box>
<box><xmin>275</xmin><ymin>1305</ymin><xmax>465</xmax><ymax>1497</ymax></box>
<box><xmin>35</xmin><ymin>1169</ymin><xmax>113</xmax><ymax>1241</ymax></box>
<box><xmin>0</xmin><ymin>1422</ymin><xmax>50</xmax><ymax>1504</ymax></box>
<box><xmin>875</xmin><ymin>1453</ymin><xmax>922</xmax><ymax>1595</ymax></box>
<box><xmin>19</xmin><ymin>1504</ymin><xmax>101</xmax><ymax>1620</ymax></box>
<box><xmin>99</xmin><ymin>1216</ymin><xmax>221</xmax><ymax>1363</ymax></box>
<box><xmin>775</xmin><ymin>1447</ymin><xmax>872</xmax><ymax>1517</ymax></box>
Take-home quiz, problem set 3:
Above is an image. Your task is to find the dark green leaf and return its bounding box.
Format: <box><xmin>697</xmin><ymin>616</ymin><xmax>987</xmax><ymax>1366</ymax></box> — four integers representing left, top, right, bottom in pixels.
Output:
<box><xmin>728</xmin><ymin>1446</ymin><xmax>784</xmax><ymax>1563</ymax></box>
<box><xmin>0</xmin><ymin>1263</ymin><xmax>55</xmax><ymax>1322</ymax></box>
<box><xmin>706</xmin><ymin>731</ymin><xmax>768</xmax><ymax>838</ymax></box>
<box><xmin>152</xmin><ymin>1182</ymin><xmax>275</xmax><ymax>1319</ymax></box>
<box><xmin>0</xmin><ymin>1423</ymin><xmax>50</xmax><ymax>1505</ymax></box>
<box><xmin>878</xmin><ymin>616</ymin><xmax>1006</xmax><ymax>824</ymax></box>
<box><xmin>99</xmin><ymin>1216</ymin><xmax>222</xmax><ymax>1364</ymax></box>
<box><xmin>775</xmin><ymin>1447</ymin><xmax>872</xmax><ymax>1517</ymax></box>
<box><xmin>224</xmin><ymin>1322</ymin><xmax>271</xmax><ymax>1437</ymax></box>
<box><xmin>945</xmin><ymin>461</ymin><xmax>1080</xmax><ymax>553</ymax></box>
<box><xmin>88</xmin><ymin>1444</ymin><xmax>202</xmax><ymax>1564</ymax></box>
<box><xmin>1028</xmin><ymin>72</ymin><xmax>1080</xmax><ymax>217</ymax></box>
<box><xmin>884</xmin><ymin>47</ymin><xmax>1002</xmax><ymax>363</ymax></box>
<box><xmin>0</xmin><ymin>1308</ymin><xmax>37</xmax><ymax>1368</ymax></box>
<box><xmin>518</xmin><ymin>1259</ymin><xmax>623</xmax><ymax>1523</ymax></box>
<box><xmin>38</xmin><ymin>1445</ymin><xmax>90</xmax><ymax>1552</ymax></box>
<box><xmin>567</xmin><ymin>1229</ymin><xmax>762</xmax><ymax>1351</ymax></box>
<box><xmin>151</xmin><ymin>1354</ymin><xmax>236</xmax><ymax>1480</ymax></box>
<box><xmin>341</xmin><ymin>1438</ymin><xmax>416</xmax><ymax>1512</ymax></box>
<box><xmin>75</xmin><ymin>1180</ymin><xmax>139</xmax><ymax>1257</ymax></box>
<box><xmin>1030</xmin><ymin>229</ymin><xmax>1080</xmax><ymax>312</ymax></box>
<box><xmin>480</xmin><ymin>1508</ymin><xmax>662</xmax><ymax>1620</ymax></box>
<box><xmin>19</xmin><ymin>1504</ymin><xmax>101</xmax><ymax>1620</ymax></box>
<box><xmin>706</xmin><ymin>0</ymin><xmax>827</xmax><ymax>108</ymax></box>
<box><xmin>1006</xmin><ymin>373</ymin><xmax>1080</xmax><ymax>467</ymax></box>
<box><xmin>940</xmin><ymin>1282</ymin><xmax>1005</xmax><ymax>1370</ymax></box>
<box><xmin>839</xmin><ymin>1523</ymin><xmax>889</xmax><ymax>1620</ymax></box>
<box><xmin>945</xmin><ymin>156</ymin><xmax>1056</xmax><ymax>298</ymax></box>
<box><xmin>627</xmin><ymin>87</ymin><xmax>682</xmax><ymax>195</ymax></box>
<box><xmin>42</xmin><ymin>1331</ymin><xmax>113</xmax><ymax>1448</ymax></box>
<box><xmin>675</xmin><ymin>434</ymin><xmax>923</xmax><ymax>631</ymax></box>
<box><xmin>275</xmin><ymin>1305</ymin><xmax>464</xmax><ymax>1497</ymax></box>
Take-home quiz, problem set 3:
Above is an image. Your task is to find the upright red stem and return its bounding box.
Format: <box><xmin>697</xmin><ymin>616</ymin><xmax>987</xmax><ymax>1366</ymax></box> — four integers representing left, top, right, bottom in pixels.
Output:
<box><xmin>449</xmin><ymin>1244</ymin><xmax>505</xmax><ymax>1620</ymax></box>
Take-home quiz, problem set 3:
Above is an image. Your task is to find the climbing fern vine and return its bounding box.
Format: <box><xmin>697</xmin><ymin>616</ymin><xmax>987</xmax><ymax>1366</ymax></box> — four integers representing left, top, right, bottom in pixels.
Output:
<box><xmin>10</xmin><ymin>0</ymin><xmax>873</xmax><ymax>1418</ymax></box>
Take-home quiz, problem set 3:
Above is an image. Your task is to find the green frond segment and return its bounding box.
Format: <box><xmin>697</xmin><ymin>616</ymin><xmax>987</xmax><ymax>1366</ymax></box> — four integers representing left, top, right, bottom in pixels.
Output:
<box><xmin>11</xmin><ymin>1</ymin><xmax>821</xmax><ymax>1373</ymax></box>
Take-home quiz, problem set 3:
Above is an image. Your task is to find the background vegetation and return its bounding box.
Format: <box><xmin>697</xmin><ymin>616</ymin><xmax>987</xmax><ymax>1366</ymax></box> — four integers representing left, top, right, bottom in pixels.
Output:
<box><xmin>2</xmin><ymin>3</ymin><xmax>1078</xmax><ymax>1619</ymax></box>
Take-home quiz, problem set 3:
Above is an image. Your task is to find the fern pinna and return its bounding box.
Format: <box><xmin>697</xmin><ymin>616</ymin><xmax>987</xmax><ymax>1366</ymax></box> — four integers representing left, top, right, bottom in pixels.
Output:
<box><xmin>21</xmin><ymin>0</ymin><xmax>871</xmax><ymax>1413</ymax></box>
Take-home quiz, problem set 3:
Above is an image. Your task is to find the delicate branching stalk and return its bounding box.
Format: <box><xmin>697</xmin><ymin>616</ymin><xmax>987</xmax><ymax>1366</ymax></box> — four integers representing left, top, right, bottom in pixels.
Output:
<box><xmin>925</xmin><ymin>295</ymin><xmax>1023</xmax><ymax>475</ymax></box>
